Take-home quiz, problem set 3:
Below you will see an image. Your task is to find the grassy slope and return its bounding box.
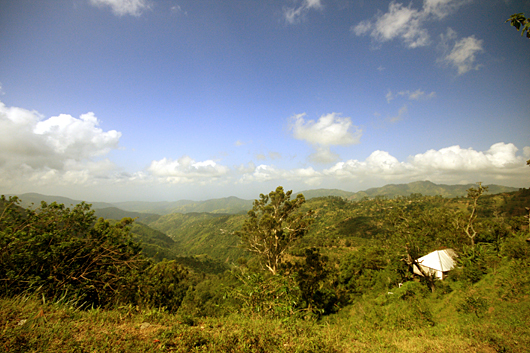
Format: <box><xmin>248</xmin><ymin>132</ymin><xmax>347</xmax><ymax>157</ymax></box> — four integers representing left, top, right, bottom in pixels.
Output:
<box><xmin>3</xmin><ymin>266</ymin><xmax>529</xmax><ymax>353</ymax></box>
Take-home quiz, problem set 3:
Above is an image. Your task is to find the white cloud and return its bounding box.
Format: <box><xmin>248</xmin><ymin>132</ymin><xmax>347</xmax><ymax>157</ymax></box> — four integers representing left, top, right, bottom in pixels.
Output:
<box><xmin>89</xmin><ymin>0</ymin><xmax>151</xmax><ymax>16</ymax></box>
<box><xmin>34</xmin><ymin>112</ymin><xmax>120</xmax><ymax>158</ymax></box>
<box><xmin>0</xmin><ymin>101</ymin><xmax>121</xmax><ymax>179</ymax></box>
<box><xmin>290</xmin><ymin>112</ymin><xmax>362</xmax><ymax>164</ymax></box>
<box><xmin>423</xmin><ymin>0</ymin><xmax>471</xmax><ymax>19</ymax></box>
<box><xmin>353</xmin><ymin>0</ymin><xmax>470</xmax><ymax>48</ymax></box>
<box><xmin>439</xmin><ymin>28</ymin><xmax>484</xmax><ymax>75</ymax></box>
<box><xmin>283</xmin><ymin>0</ymin><xmax>323</xmax><ymax>24</ymax></box>
<box><xmin>239</xmin><ymin>164</ymin><xmax>322</xmax><ymax>186</ymax></box>
<box><xmin>325</xmin><ymin>150</ymin><xmax>411</xmax><ymax>180</ymax></box>
<box><xmin>236</xmin><ymin>143</ymin><xmax>529</xmax><ymax>189</ymax></box>
<box><xmin>147</xmin><ymin>156</ymin><xmax>230</xmax><ymax>184</ymax></box>
<box><xmin>411</xmin><ymin>143</ymin><xmax>521</xmax><ymax>171</ymax></box>
<box><xmin>290</xmin><ymin>113</ymin><xmax>362</xmax><ymax>146</ymax></box>
<box><xmin>1</xmin><ymin>102</ymin><xmax>526</xmax><ymax>200</ymax></box>
<box><xmin>409</xmin><ymin>89</ymin><xmax>436</xmax><ymax>100</ymax></box>
<box><xmin>324</xmin><ymin>143</ymin><xmax>528</xmax><ymax>185</ymax></box>
<box><xmin>353</xmin><ymin>2</ymin><xmax>428</xmax><ymax>48</ymax></box>
<box><xmin>386</xmin><ymin>89</ymin><xmax>436</xmax><ymax>103</ymax></box>
<box><xmin>389</xmin><ymin>105</ymin><xmax>408</xmax><ymax>123</ymax></box>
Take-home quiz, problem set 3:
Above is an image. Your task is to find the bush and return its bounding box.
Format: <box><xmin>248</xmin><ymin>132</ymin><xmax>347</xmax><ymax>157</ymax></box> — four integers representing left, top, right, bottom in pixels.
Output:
<box><xmin>0</xmin><ymin>196</ymin><xmax>146</xmax><ymax>308</ymax></box>
<box><xmin>229</xmin><ymin>269</ymin><xmax>301</xmax><ymax>319</ymax></box>
<box><xmin>501</xmin><ymin>231</ymin><xmax>530</xmax><ymax>261</ymax></box>
<box><xmin>140</xmin><ymin>260</ymin><xmax>189</xmax><ymax>312</ymax></box>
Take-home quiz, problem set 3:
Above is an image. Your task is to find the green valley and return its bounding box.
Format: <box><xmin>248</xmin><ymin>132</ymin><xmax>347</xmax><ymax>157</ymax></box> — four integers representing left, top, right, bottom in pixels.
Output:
<box><xmin>1</xmin><ymin>181</ymin><xmax>529</xmax><ymax>352</ymax></box>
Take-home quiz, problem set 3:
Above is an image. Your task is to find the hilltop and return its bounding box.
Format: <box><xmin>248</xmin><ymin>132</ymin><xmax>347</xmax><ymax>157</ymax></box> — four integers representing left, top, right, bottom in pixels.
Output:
<box><xmin>6</xmin><ymin>181</ymin><xmax>520</xmax><ymax>216</ymax></box>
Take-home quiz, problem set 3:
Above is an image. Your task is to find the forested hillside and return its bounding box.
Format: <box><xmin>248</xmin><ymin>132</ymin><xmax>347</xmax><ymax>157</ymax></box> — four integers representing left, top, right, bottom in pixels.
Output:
<box><xmin>1</xmin><ymin>185</ymin><xmax>529</xmax><ymax>352</ymax></box>
<box><xmin>147</xmin><ymin>212</ymin><xmax>247</xmax><ymax>261</ymax></box>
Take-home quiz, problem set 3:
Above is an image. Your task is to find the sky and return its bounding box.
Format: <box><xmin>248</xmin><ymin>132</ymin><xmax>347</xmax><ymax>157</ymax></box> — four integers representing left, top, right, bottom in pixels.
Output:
<box><xmin>0</xmin><ymin>0</ymin><xmax>529</xmax><ymax>202</ymax></box>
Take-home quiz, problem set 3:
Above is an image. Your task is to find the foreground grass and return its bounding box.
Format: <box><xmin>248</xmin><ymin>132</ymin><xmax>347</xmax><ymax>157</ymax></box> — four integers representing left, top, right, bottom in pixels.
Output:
<box><xmin>2</xmin><ymin>291</ymin><xmax>529</xmax><ymax>353</ymax></box>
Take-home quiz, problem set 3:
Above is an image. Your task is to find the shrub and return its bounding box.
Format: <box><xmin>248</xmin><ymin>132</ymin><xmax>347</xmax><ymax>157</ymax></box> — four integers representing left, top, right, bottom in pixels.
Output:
<box><xmin>0</xmin><ymin>196</ymin><xmax>147</xmax><ymax>308</ymax></box>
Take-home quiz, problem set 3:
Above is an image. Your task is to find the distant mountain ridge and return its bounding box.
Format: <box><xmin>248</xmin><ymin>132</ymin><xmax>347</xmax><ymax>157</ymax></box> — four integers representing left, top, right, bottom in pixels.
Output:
<box><xmin>5</xmin><ymin>192</ymin><xmax>115</xmax><ymax>210</ymax></box>
<box><xmin>114</xmin><ymin>196</ymin><xmax>254</xmax><ymax>215</ymax></box>
<box><xmin>5</xmin><ymin>181</ymin><xmax>520</xmax><ymax>216</ymax></box>
<box><xmin>296</xmin><ymin>181</ymin><xmax>519</xmax><ymax>201</ymax></box>
<box><xmin>344</xmin><ymin>181</ymin><xmax>518</xmax><ymax>201</ymax></box>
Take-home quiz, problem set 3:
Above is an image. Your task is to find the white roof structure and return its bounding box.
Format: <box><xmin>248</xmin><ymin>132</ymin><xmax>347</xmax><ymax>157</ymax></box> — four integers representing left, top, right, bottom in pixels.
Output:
<box><xmin>413</xmin><ymin>249</ymin><xmax>458</xmax><ymax>280</ymax></box>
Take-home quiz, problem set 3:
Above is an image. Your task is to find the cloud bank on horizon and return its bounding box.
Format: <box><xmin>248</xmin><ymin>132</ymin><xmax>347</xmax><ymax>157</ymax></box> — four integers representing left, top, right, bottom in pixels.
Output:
<box><xmin>1</xmin><ymin>100</ymin><xmax>527</xmax><ymax>201</ymax></box>
<box><xmin>0</xmin><ymin>0</ymin><xmax>528</xmax><ymax>201</ymax></box>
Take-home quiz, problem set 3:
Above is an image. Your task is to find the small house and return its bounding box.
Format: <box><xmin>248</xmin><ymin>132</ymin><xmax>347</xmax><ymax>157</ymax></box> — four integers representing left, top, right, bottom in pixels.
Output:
<box><xmin>413</xmin><ymin>249</ymin><xmax>457</xmax><ymax>280</ymax></box>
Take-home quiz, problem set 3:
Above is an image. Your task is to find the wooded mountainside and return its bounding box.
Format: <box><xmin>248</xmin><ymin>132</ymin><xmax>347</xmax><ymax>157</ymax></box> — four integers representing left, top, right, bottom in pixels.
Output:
<box><xmin>9</xmin><ymin>181</ymin><xmax>519</xmax><ymax>215</ymax></box>
<box><xmin>1</xmin><ymin>181</ymin><xmax>529</xmax><ymax>352</ymax></box>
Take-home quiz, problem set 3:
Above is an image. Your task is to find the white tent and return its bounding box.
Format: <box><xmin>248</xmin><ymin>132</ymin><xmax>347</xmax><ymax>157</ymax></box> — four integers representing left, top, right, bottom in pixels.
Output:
<box><xmin>413</xmin><ymin>249</ymin><xmax>458</xmax><ymax>280</ymax></box>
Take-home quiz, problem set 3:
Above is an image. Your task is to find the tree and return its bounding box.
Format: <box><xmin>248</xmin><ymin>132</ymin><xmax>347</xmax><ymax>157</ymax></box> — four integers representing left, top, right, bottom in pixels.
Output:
<box><xmin>0</xmin><ymin>196</ymin><xmax>147</xmax><ymax>307</ymax></box>
<box><xmin>236</xmin><ymin>186</ymin><xmax>314</xmax><ymax>274</ymax></box>
<box><xmin>454</xmin><ymin>182</ymin><xmax>488</xmax><ymax>247</ymax></box>
<box><xmin>506</xmin><ymin>13</ymin><xmax>530</xmax><ymax>39</ymax></box>
<box><xmin>288</xmin><ymin>248</ymin><xmax>338</xmax><ymax>316</ymax></box>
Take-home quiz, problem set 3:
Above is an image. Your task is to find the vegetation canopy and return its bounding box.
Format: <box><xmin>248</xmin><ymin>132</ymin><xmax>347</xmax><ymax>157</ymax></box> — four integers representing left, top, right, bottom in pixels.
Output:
<box><xmin>236</xmin><ymin>186</ymin><xmax>314</xmax><ymax>274</ymax></box>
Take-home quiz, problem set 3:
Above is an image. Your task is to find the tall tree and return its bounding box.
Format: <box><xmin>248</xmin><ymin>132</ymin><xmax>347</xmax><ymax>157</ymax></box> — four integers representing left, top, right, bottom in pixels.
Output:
<box><xmin>454</xmin><ymin>182</ymin><xmax>488</xmax><ymax>247</ymax></box>
<box><xmin>236</xmin><ymin>186</ymin><xmax>314</xmax><ymax>274</ymax></box>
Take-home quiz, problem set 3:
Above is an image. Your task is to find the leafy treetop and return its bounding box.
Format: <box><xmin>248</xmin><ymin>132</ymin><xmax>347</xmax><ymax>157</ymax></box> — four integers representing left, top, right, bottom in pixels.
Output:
<box><xmin>506</xmin><ymin>13</ymin><xmax>530</xmax><ymax>39</ymax></box>
<box><xmin>236</xmin><ymin>186</ymin><xmax>314</xmax><ymax>275</ymax></box>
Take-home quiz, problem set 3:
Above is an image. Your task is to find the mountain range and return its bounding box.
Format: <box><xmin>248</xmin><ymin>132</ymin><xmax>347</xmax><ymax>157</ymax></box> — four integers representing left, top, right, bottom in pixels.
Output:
<box><xmin>6</xmin><ymin>181</ymin><xmax>520</xmax><ymax>216</ymax></box>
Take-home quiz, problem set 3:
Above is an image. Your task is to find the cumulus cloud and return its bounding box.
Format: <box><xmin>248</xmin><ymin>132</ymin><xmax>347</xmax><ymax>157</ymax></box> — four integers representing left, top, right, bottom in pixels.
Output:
<box><xmin>290</xmin><ymin>112</ymin><xmax>362</xmax><ymax>164</ymax></box>
<box><xmin>291</xmin><ymin>113</ymin><xmax>362</xmax><ymax>146</ymax></box>
<box><xmin>411</xmin><ymin>143</ymin><xmax>521</xmax><ymax>171</ymax></box>
<box><xmin>89</xmin><ymin>0</ymin><xmax>151</xmax><ymax>16</ymax></box>
<box><xmin>147</xmin><ymin>156</ymin><xmax>229</xmax><ymax>184</ymax></box>
<box><xmin>0</xmin><ymin>101</ymin><xmax>121</xmax><ymax>180</ymax></box>
<box><xmin>239</xmin><ymin>164</ymin><xmax>322</xmax><ymax>186</ymax></box>
<box><xmin>438</xmin><ymin>28</ymin><xmax>484</xmax><ymax>75</ymax></box>
<box><xmin>324</xmin><ymin>143</ymin><xmax>528</xmax><ymax>185</ymax></box>
<box><xmin>352</xmin><ymin>0</ymin><xmax>470</xmax><ymax>48</ymax></box>
<box><xmin>283</xmin><ymin>0</ymin><xmax>323</xmax><ymax>24</ymax></box>
<box><xmin>0</xmin><ymin>101</ymin><xmax>127</xmax><ymax>197</ymax></box>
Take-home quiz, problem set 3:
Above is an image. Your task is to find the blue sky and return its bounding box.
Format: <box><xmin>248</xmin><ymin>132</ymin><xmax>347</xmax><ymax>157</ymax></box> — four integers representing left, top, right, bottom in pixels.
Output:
<box><xmin>0</xmin><ymin>0</ymin><xmax>529</xmax><ymax>202</ymax></box>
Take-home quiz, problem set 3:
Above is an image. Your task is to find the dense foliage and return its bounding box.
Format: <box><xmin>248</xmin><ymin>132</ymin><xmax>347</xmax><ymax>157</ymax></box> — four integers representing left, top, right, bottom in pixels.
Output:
<box><xmin>236</xmin><ymin>186</ymin><xmax>314</xmax><ymax>274</ymax></box>
<box><xmin>1</xmin><ymin>184</ymin><xmax>529</xmax><ymax>352</ymax></box>
<box><xmin>0</xmin><ymin>196</ymin><xmax>189</xmax><ymax>310</ymax></box>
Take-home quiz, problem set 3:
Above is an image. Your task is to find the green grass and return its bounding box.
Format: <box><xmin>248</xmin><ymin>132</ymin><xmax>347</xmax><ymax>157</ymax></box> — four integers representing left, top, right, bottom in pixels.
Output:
<box><xmin>2</xmin><ymin>288</ymin><xmax>529</xmax><ymax>353</ymax></box>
